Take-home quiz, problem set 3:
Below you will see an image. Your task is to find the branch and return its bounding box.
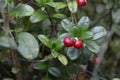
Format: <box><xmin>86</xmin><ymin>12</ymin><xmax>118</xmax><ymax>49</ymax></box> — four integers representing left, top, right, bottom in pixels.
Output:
<box><xmin>0</xmin><ymin>5</ymin><xmax>23</xmax><ymax>80</ymax></box>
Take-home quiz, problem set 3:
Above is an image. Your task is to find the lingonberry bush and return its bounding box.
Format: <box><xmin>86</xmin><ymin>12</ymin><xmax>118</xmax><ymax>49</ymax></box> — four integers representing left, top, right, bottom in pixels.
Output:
<box><xmin>0</xmin><ymin>0</ymin><xmax>120</xmax><ymax>80</ymax></box>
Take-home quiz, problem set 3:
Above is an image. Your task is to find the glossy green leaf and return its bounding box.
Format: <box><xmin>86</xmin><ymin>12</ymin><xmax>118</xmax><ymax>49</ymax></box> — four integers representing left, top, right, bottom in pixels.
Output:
<box><xmin>17</xmin><ymin>32</ymin><xmax>39</xmax><ymax>60</ymax></box>
<box><xmin>61</xmin><ymin>19</ymin><xmax>74</xmax><ymax>32</ymax></box>
<box><xmin>86</xmin><ymin>41</ymin><xmax>100</xmax><ymax>53</ymax></box>
<box><xmin>54</xmin><ymin>39</ymin><xmax>63</xmax><ymax>51</ymax></box>
<box><xmin>67</xmin><ymin>0</ymin><xmax>78</xmax><ymax>13</ymax></box>
<box><xmin>34</xmin><ymin>62</ymin><xmax>48</xmax><ymax>70</ymax></box>
<box><xmin>48</xmin><ymin>67</ymin><xmax>61</xmax><ymax>77</ymax></box>
<box><xmin>35</xmin><ymin>0</ymin><xmax>53</xmax><ymax>5</ymax></box>
<box><xmin>51</xmin><ymin>49</ymin><xmax>59</xmax><ymax>58</ymax></box>
<box><xmin>80</xmin><ymin>31</ymin><xmax>93</xmax><ymax>40</ymax></box>
<box><xmin>47</xmin><ymin>2</ymin><xmax>67</xmax><ymax>9</ymax></box>
<box><xmin>30</xmin><ymin>10</ymin><xmax>48</xmax><ymax>23</ymax></box>
<box><xmin>91</xmin><ymin>26</ymin><xmax>107</xmax><ymax>40</ymax></box>
<box><xmin>67</xmin><ymin>47</ymin><xmax>80</xmax><ymax>60</ymax></box>
<box><xmin>72</xmin><ymin>26</ymin><xmax>81</xmax><ymax>37</ymax></box>
<box><xmin>0</xmin><ymin>36</ymin><xmax>17</xmax><ymax>49</ymax></box>
<box><xmin>58</xmin><ymin>54</ymin><xmax>68</xmax><ymax>66</ymax></box>
<box><xmin>52</xmin><ymin>13</ymin><xmax>66</xmax><ymax>19</ymax></box>
<box><xmin>78</xmin><ymin>16</ymin><xmax>89</xmax><ymax>28</ymax></box>
<box><xmin>11</xmin><ymin>4</ymin><xmax>34</xmax><ymax>17</ymax></box>
<box><xmin>38</xmin><ymin>35</ymin><xmax>51</xmax><ymax>48</ymax></box>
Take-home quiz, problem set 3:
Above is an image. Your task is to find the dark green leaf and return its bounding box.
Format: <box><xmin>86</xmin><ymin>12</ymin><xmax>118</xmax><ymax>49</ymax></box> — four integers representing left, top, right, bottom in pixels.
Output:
<box><xmin>78</xmin><ymin>16</ymin><xmax>89</xmax><ymax>28</ymax></box>
<box><xmin>80</xmin><ymin>31</ymin><xmax>93</xmax><ymax>40</ymax></box>
<box><xmin>0</xmin><ymin>36</ymin><xmax>17</xmax><ymax>49</ymax></box>
<box><xmin>47</xmin><ymin>2</ymin><xmax>67</xmax><ymax>9</ymax></box>
<box><xmin>67</xmin><ymin>47</ymin><xmax>80</xmax><ymax>60</ymax></box>
<box><xmin>58</xmin><ymin>54</ymin><xmax>68</xmax><ymax>65</ymax></box>
<box><xmin>17</xmin><ymin>32</ymin><xmax>39</xmax><ymax>60</ymax></box>
<box><xmin>34</xmin><ymin>62</ymin><xmax>48</xmax><ymax>70</ymax></box>
<box><xmin>30</xmin><ymin>10</ymin><xmax>48</xmax><ymax>23</ymax></box>
<box><xmin>86</xmin><ymin>41</ymin><xmax>100</xmax><ymax>53</ymax></box>
<box><xmin>52</xmin><ymin>13</ymin><xmax>66</xmax><ymax>19</ymax></box>
<box><xmin>48</xmin><ymin>67</ymin><xmax>61</xmax><ymax>77</ymax></box>
<box><xmin>11</xmin><ymin>4</ymin><xmax>34</xmax><ymax>17</ymax></box>
<box><xmin>67</xmin><ymin>0</ymin><xmax>78</xmax><ymax>13</ymax></box>
<box><xmin>51</xmin><ymin>49</ymin><xmax>59</xmax><ymax>58</ymax></box>
<box><xmin>61</xmin><ymin>19</ymin><xmax>74</xmax><ymax>32</ymax></box>
<box><xmin>38</xmin><ymin>35</ymin><xmax>52</xmax><ymax>48</ymax></box>
<box><xmin>35</xmin><ymin>0</ymin><xmax>53</xmax><ymax>5</ymax></box>
<box><xmin>91</xmin><ymin>26</ymin><xmax>107</xmax><ymax>40</ymax></box>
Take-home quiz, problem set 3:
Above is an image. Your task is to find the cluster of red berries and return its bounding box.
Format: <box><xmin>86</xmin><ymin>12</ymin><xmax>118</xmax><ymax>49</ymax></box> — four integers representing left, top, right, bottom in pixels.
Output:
<box><xmin>77</xmin><ymin>0</ymin><xmax>87</xmax><ymax>6</ymax></box>
<box><xmin>63</xmin><ymin>37</ymin><xmax>83</xmax><ymax>49</ymax></box>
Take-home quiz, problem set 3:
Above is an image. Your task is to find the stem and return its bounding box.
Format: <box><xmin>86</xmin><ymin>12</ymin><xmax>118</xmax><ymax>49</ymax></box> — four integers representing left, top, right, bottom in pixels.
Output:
<box><xmin>0</xmin><ymin>7</ymin><xmax>23</xmax><ymax>80</ymax></box>
<box><xmin>46</xmin><ymin>8</ymin><xmax>58</xmax><ymax>37</ymax></box>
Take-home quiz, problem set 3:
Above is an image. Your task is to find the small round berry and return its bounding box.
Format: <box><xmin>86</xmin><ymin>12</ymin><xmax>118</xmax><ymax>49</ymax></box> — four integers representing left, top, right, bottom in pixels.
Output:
<box><xmin>74</xmin><ymin>40</ymin><xmax>83</xmax><ymax>49</ymax></box>
<box><xmin>93</xmin><ymin>57</ymin><xmax>102</xmax><ymax>64</ymax></box>
<box><xmin>63</xmin><ymin>37</ymin><xmax>74</xmax><ymax>47</ymax></box>
<box><xmin>77</xmin><ymin>0</ymin><xmax>87</xmax><ymax>6</ymax></box>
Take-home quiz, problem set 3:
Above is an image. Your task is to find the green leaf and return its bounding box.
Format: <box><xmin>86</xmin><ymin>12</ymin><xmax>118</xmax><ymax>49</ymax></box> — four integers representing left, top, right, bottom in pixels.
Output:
<box><xmin>34</xmin><ymin>62</ymin><xmax>48</xmax><ymax>70</ymax></box>
<box><xmin>35</xmin><ymin>0</ymin><xmax>53</xmax><ymax>5</ymax></box>
<box><xmin>61</xmin><ymin>19</ymin><xmax>74</xmax><ymax>32</ymax></box>
<box><xmin>11</xmin><ymin>67</ymin><xmax>19</xmax><ymax>74</ymax></box>
<box><xmin>58</xmin><ymin>54</ymin><xmax>68</xmax><ymax>65</ymax></box>
<box><xmin>67</xmin><ymin>0</ymin><xmax>78</xmax><ymax>13</ymax></box>
<box><xmin>17</xmin><ymin>32</ymin><xmax>39</xmax><ymax>60</ymax></box>
<box><xmin>0</xmin><ymin>19</ymin><xmax>3</xmax><ymax>23</ymax></box>
<box><xmin>80</xmin><ymin>31</ymin><xmax>93</xmax><ymax>40</ymax></box>
<box><xmin>48</xmin><ymin>67</ymin><xmax>61</xmax><ymax>77</ymax></box>
<box><xmin>86</xmin><ymin>41</ymin><xmax>100</xmax><ymax>53</ymax></box>
<box><xmin>54</xmin><ymin>39</ymin><xmax>63</xmax><ymax>51</ymax></box>
<box><xmin>30</xmin><ymin>10</ymin><xmax>48</xmax><ymax>23</ymax></box>
<box><xmin>51</xmin><ymin>49</ymin><xmax>59</xmax><ymax>58</ymax></box>
<box><xmin>11</xmin><ymin>4</ymin><xmax>34</xmax><ymax>17</ymax></box>
<box><xmin>52</xmin><ymin>13</ymin><xmax>66</xmax><ymax>19</ymax></box>
<box><xmin>42</xmin><ymin>76</ymin><xmax>51</xmax><ymax>80</ymax></box>
<box><xmin>67</xmin><ymin>47</ymin><xmax>80</xmax><ymax>60</ymax></box>
<box><xmin>72</xmin><ymin>26</ymin><xmax>81</xmax><ymax>37</ymax></box>
<box><xmin>78</xmin><ymin>16</ymin><xmax>89</xmax><ymax>28</ymax></box>
<box><xmin>47</xmin><ymin>2</ymin><xmax>67</xmax><ymax>9</ymax></box>
<box><xmin>0</xmin><ymin>36</ymin><xmax>17</xmax><ymax>49</ymax></box>
<box><xmin>38</xmin><ymin>34</ymin><xmax>52</xmax><ymax>48</ymax></box>
<box><xmin>91</xmin><ymin>26</ymin><xmax>107</xmax><ymax>40</ymax></box>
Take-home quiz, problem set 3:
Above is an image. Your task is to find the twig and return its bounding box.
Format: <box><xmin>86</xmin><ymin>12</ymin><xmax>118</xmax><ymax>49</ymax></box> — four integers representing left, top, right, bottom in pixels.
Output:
<box><xmin>0</xmin><ymin>4</ymin><xmax>23</xmax><ymax>80</ymax></box>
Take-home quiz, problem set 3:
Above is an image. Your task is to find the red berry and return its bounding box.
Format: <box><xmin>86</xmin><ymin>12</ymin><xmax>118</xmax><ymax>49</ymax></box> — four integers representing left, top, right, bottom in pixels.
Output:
<box><xmin>74</xmin><ymin>40</ymin><xmax>83</xmax><ymax>49</ymax></box>
<box><xmin>93</xmin><ymin>57</ymin><xmax>102</xmax><ymax>64</ymax></box>
<box><xmin>63</xmin><ymin>37</ymin><xmax>74</xmax><ymax>47</ymax></box>
<box><xmin>77</xmin><ymin>0</ymin><xmax>87</xmax><ymax>6</ymax></box>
